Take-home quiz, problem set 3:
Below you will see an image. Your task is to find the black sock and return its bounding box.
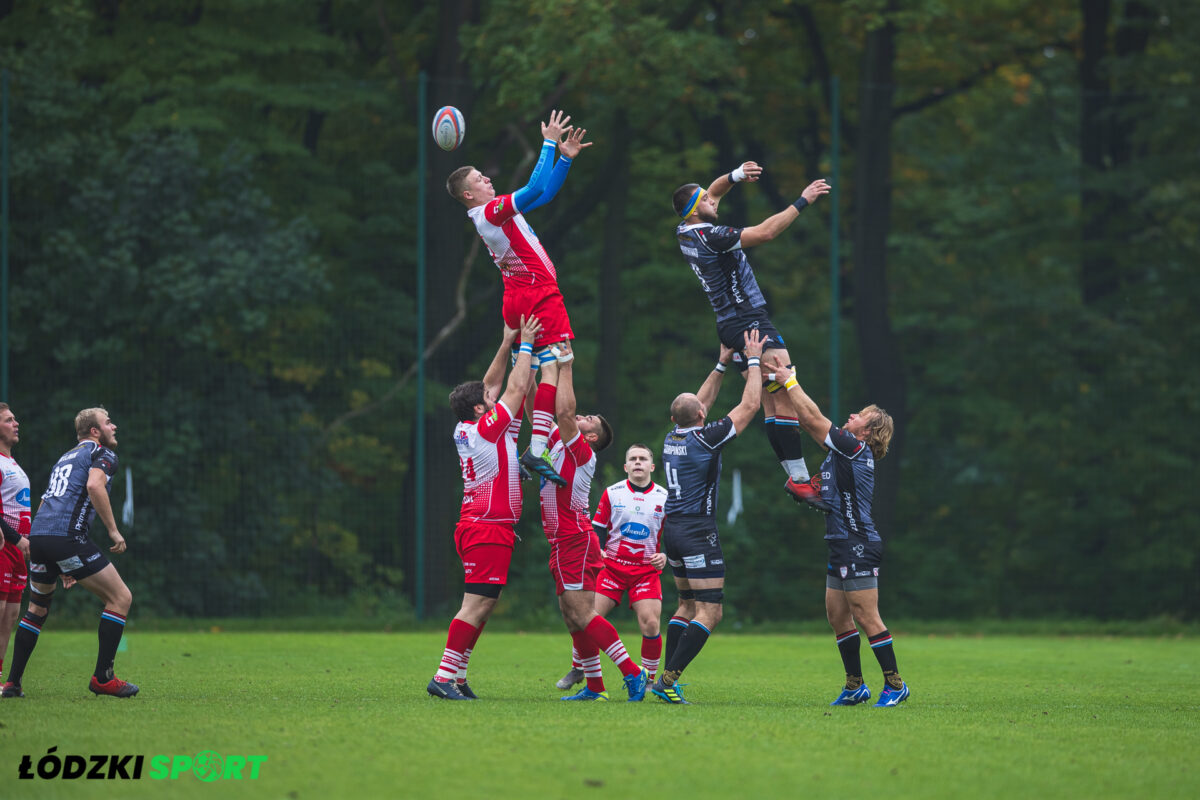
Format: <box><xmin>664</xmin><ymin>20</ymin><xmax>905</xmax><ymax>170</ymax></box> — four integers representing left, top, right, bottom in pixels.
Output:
<box><xmin>663</xmin><ymin>616</ymin><xmax>689</xmax><ymax>669</ymax></box>
<box><xmin>663</xmin><ymin>620</ymin><xmax>712</xmax><ymax>682</ymax></box>
<box><xmin>836</xmin><ymin>629</ymin><xmax>863</xmax><ymax>687</ymax></box>
<box><xmin>7</xmin><ymin>610</ymin><xmax>46</xmax><ymax>686</ymax></box>
<box><xmin>765</xmin><ymin>413</ymin><xmax>809</xmax><ymax>481</ymax></box>
<box><xmin>868</xmin><ymin>629</ymin><xmax>903</xmax><ymax>688</ymax></box>
<box><xmin>94</xmin><ymin>610</ymin><xmax>127</xmax><ymax>681</ymax></box>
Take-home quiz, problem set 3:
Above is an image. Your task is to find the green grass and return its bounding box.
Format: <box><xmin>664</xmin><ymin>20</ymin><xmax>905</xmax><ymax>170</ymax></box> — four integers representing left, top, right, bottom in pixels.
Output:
<box><xmin>1</xmin><ymin>630</ymin><xmax>1197</xmax><ymax>799</ymax></box>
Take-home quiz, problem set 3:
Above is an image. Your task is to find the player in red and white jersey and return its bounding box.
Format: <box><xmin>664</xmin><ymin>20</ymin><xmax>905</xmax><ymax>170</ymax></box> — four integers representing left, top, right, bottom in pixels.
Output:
<box><xmin>427</xmin><ymin>316</ymin><xmax>542</xmax><ymax>701</ymax></box>
<box><xmin>532</xmin><ymin>342</ymin><xmax>649</xmax><ymax>702</ymax></box>
<box><xmin>556</xmin><ymin>443</ymin><xmax>670</xmax><ymax>691</ymax></box>
<box><xmin>0</xmin><ymin>403</ymin><xmax>31</xmax><ymax>686</ymax></box>
<box><xmin>446</xmin><ymin>110</ymin><xmax>592</xmax><ymax>351</ymax></box>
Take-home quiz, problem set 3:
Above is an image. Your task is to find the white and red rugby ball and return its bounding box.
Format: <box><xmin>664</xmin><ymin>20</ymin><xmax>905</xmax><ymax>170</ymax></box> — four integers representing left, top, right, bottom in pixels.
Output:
<box><xmin>432</xmin><ymin>106</ymin><xmax>466</xmax><ymax>151</ymax></box>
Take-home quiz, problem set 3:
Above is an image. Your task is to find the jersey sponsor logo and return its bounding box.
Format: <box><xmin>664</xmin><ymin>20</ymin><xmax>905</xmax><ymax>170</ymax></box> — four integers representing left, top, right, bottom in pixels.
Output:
<box><xmin>852</xmin><ymin>544</ymin><xmax>865</xmax><ymax>557</ymax></box>
<box><xmin>681</xmin><ymin>246</ymin><xmax>699</xmax><ymax>257</ymax></box>
<box><xmin>683</xmin><ymin>554</ymin><xmax>706</xmax><ymax>569</ymax></box>
<box><xmin>488</xmin><ymin>409</ymin><xmax>499</xmax><ymax>423</ymax></box>
<box><xmin>839</xmin><ymin>566</ymin><xmax>849</xmax><ymax>579</ymax></box>
<box><xmin>707</xmin><ymin>531</ymin><xmax>718</xmax><ymax>547</ymax></box>
<box><xmin>619</xmin><ymin>521</ymin><xmax>652</xmax><ymax>541</ymax></box>
<box><xmin>16</xmin><ymin>488</ymin><xmax>30</xmax><ymax>508</ymax></box>
<box><xmin>455</xmin><ymin>430</ymin><xmax>469</xmax><ymax>446</ymax></box>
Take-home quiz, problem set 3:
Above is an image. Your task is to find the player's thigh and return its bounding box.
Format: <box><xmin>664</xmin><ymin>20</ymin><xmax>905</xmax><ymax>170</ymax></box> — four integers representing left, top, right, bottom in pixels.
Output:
<box><xmin>593</xmin><ymin>592</ymin><xmax>619</xmax><ymax>617</ymax></box>
<box><xmin>631</xmin><ymin>598</ymin><xmax>663</xmax><ymax>635</ymax></box>
<box><xmin>77</xmin><ymin>563</ymin><xmax>131</xmax><ymax>609</ymax></box>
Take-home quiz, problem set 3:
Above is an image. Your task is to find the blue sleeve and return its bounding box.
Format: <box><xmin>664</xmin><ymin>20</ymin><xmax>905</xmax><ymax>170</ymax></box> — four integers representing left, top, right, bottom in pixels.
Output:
<box><xmin>519</xmin><ymin>155</ymin><xmax>573</xmax><ymax>213</ymax></box>
<box><xmin>511</xmin><ymin>140</ymin><xmax>558</xmax><ymax>212</ymax></box>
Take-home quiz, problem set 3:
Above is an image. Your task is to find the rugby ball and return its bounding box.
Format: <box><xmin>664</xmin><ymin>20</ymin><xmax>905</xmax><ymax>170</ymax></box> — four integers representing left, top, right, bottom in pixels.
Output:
<box><xmin>432</xmin><ymin>106</ymin><xmax>466</xmax><ymax>152</ymax></box>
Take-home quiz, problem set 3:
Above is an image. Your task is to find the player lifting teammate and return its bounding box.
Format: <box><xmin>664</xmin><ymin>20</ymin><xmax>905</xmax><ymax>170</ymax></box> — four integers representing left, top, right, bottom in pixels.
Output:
<box><xmin>446</xmin><ymin>110</ymin><xmax>593</xmax><ymax>487</ymax></box>
<box><xmin>673</xmin><ymin>162</ymin><xmax>832</xmax><ymax>512</ymax></box>
<box><xmin>427</xmin><ymin>316</ymin><xmax>542</xmax><ymax>700</ymax></box>
<box><xmin>556</xmin><ymin>443</ymin><xmax>668</xmax><ymax>691</ymax></box>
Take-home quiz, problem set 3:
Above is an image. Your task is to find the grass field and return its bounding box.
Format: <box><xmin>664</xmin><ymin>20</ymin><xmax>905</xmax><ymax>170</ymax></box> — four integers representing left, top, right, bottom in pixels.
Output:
<box><xmin>0</xmin><ymin>629</ymin><xmax>1196</xmax><ymax>799</ymax></box>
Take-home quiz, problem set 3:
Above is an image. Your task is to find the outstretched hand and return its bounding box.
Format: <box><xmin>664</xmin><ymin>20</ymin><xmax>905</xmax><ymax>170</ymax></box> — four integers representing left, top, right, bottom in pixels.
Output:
<box><xmin>519</xmin><ymin>314</ymin><xmax>543</xmax><ymax>345</ymax></box>
<box><xmin>801</xmin><ymin>178</ymin><xmax>831</xmax><ymax>204</ymax></box>
<box><xmin>541</xmin><ymin>109</ymin><xmax>571</xmax><ymax>142</ymax></box>
<box><xmin>743</xmin><ymin>329</ymin><xmax>765</xmax><ymax>359</ymax></box>
<box><xmin>738</xmin><ymin>161</ymin><xmax>762</xmax><ymax>182</ymax></box>
<box><xmin>559</xmin><ymin>126</ymin><xmax>592</xmax><ymax>159</ymax></box>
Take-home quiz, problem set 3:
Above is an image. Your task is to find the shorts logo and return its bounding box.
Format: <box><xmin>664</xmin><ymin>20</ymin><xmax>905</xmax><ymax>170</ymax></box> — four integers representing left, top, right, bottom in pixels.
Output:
<box><xmin>839</xmin><ymin>566</ymin><xmax>849</xmax><ymax>579</ymax></box>
<box><xmin>30</xmin><ymin>563</ymin><xmax>47</xmax><ymax>573</ymax></box>
<box><xmin>707</xmin><ymin>532</ymin><xmax>718</xmax><ymax>547</ymax></box>
<box><xmin>873</xmin><ymin>568</ymin><xmax>879</xmax><ymax>577</ymax></box>
<box><xmin>57</xmin><ymin>556</ymin><xmax>84</xmax><ymax>572</ymax></box>
<box><xmin>852</xmin><ymin>544</ymin><xmax>865</xmax><ymax>557</ymax></box>
<box><xmin>87</xmin><ymin>552</ymin><xmax>102</xmax><ymax>562</ymax></box>
<box><xmin>683</xmin><ymin>555</ymin><xmax>707</xmax><ymax>569</ymax></box>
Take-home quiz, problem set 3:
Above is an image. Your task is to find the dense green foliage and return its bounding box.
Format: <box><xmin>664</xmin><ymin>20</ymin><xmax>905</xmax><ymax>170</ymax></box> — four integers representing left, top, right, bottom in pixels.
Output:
<box><xmin>1</xmin><ymin>631</ymin><xmax>1198</xmax><ymax>799</ymax></box>
<box><xmin>0</xmin><ymin>1</ymin><xmax>1195</xmax><ymax>621</ymax></box>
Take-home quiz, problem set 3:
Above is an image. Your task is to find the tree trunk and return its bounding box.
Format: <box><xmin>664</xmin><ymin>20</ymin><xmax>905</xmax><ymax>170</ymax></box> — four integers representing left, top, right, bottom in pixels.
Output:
<box><xmin>852</xmin><ymin>15</ymin><xmax>906</xmax><ymax>537</ymax></box>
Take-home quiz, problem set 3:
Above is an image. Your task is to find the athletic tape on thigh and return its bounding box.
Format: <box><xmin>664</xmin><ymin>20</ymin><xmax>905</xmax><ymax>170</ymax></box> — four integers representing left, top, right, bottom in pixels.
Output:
<box><xmin>677</xmin><ymin>589</ymin><xmax>695</xmax><ymax>600</ymax></box>
<box><xmin>28</xmin><ymin>585</ymin><xmax>54</xmax><ymax>608</ymax></box>
<box><xmin>464</xmin><ymin>582</ymin><xmax>502</xmax><ymax>599</ymax></box>
<box><xmin>693</xmin><ymin>588</ymin><xmax>724</xmax><ymax>603</ymax></box>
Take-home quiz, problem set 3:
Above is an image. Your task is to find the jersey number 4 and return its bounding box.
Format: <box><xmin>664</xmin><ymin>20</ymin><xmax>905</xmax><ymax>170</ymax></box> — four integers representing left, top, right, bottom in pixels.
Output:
<box><xmin>664</xmin><ymin>463</ymin><xmax>682</xmax><ymax>499</ymax></box>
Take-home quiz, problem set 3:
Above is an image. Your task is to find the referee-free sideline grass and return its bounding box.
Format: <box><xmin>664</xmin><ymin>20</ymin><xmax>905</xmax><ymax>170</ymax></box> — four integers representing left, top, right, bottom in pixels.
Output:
<box><xmin>0</xmin><ymin>630</ymin><xmax>1196</xmax><ymax>800</ymax></box>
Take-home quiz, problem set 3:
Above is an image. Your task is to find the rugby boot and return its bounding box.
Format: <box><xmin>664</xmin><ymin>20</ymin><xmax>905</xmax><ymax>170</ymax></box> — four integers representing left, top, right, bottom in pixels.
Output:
<box><xmin>556</xmin><ymin>667</ymin><xmax>585</xmax><ymax>690</ymax></box>
<box><xmin>0</xmin><ymin>681</ymin><xmax>24</xmax><ymax>698</ymax></box>
<box><xmin>455</xmin><ymin>680</ymin><xmax>478</xmax><ymax>699</ymax></box>
<box><xmin>829</xmin><ymin>683</ymin><xmax>872</xmax><ymax>706</ymax></box>
<box><xmin>520</xmin><ymin>449</ymin><xmax>567</xmax><ymax>487</ymax></box>
<box><xmin>624</xmin><ymin>668</ymin><xmax>649</xmax><ymax>702</ymax></box>
<box><xmin>650</xmin><ymin>678</ymin><xmax>691</xmax><ymax>705</ymax></box>
<box><xmin>873</xmin><ymin>681</ymin><xmax>910</xmax><ymax>708</ymax></box>
<box><xmin>426</xmin><ymin>677</ymin><xmax>470</xmax><ymax>700</ymax></box>
<box><xmin>785</xmin><ymin>475</ymin><xmax>832</xmax><ymax>513</ymax></box>
<box><xmin>561</xmin><ymin>687</ymin><xmax>608</xmax><ymax>701</ymax></box>
<box><xmin>89</xmin><ymin>675</ymin><xmax>139</xmax><ymax>697</ymax></box>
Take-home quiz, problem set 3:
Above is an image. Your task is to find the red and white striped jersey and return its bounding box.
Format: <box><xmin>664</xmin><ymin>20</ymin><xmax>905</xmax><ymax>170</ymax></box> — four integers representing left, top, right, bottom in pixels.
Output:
<box><xmin>539</xmin><ymin>428</ymin><xmax>595</xmax><ymax>540</ymax></box>
<box><xmin>0</xmin><ymin>451</ymin><xmax>31</xmax><ymax>535</ymax></box>
<box><xmin>592</xmin><ymin>480</ymin><xmax>667</xmax><ymax>565</ymax></box>
<box><xmin>467</xmin><ymin>194</ymin><xmax>559</xmax><ymax>289</ymax></box>
<box><xmin>455</xmin><ymin>400</ymin><xmax>524</xmax><ymax>524</ymax></box>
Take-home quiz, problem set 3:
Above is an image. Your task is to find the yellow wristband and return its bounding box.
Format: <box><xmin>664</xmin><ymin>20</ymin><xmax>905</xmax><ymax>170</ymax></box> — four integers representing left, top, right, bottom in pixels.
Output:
<box><xmin>784</xmin><ymin>376</ymin><xmax>798</xmax><ymax>390</ymax></box>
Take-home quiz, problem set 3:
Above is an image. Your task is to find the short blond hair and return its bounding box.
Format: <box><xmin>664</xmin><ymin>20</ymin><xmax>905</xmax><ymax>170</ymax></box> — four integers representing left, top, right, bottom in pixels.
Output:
<box><xmin>861</xmin><ymin>404</ymin><xmax>894</xmax><ymax>460</ymax></box>
<box><xmin>75</xmin><ymin>407</ymin><xmax>108</xmax><ymax>439</ymax></box>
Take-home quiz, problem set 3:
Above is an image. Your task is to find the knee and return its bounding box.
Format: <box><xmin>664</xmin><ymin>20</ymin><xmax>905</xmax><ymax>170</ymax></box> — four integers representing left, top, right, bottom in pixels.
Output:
<box><xmin>111</xmin><ymin>585</ymin><xmax>133</xmax><ymax>614</ymax></box>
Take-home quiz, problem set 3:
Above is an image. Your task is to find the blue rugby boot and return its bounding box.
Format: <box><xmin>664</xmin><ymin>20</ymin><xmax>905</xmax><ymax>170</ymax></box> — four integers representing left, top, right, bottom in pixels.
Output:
<box><xmin>455</xmin><ymin>680</ymin><xmax>478</xmax><ymax>699</ymax></box>
<box><xmin>624</xmin><ymin>668</ymin><xmax>649</xmax><ymax>702</ymax></box>
<box><xmin>520</xmin><ymin>448</ymin><xmax>567</xmax><ymax>487</ymax></box>
<box><xmin>830</xmin><ymin>683</ymin><xmax>872</xmax><ymax>706</ymax></box>
<box><xmin>427</xmin><ymin>678</ymin><xmax>469</xmax><ymax>700</ymax></box>
<box><xmin>650</xmin><ymin>678</ymin><xmax>691</xmax><ymax>705</ymax></box>
<box><xmin>873</xmin><ymin>681</ymin><xmax>910</xmax><ymax>707</ymax></box>
<box><xmin>561</xmin><ymin>687</ymin><xmax>609</xmax><ymax>701</ymax></box>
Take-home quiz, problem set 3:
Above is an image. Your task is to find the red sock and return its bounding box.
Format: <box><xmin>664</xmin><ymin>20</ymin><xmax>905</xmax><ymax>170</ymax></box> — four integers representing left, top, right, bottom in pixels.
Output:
<box><xmin>571</xmin><ymin>630</ymin><xmax>605</xmax><ymax>693</ymax></box>
<box><xmin>584</xmin><ymin>615</ymin><xmax>640</xmax><ymax>678</ymax></box>
<box><xmin>641</xmin><ymin>634</ymin><xmax>662</xmax><ymax>681</ymax></box>
<box><xmin>457</xmin><ymin>620</ymin><xmax>487</xmax><ymax>682</ymax></box>
<box><xmin>435</xmin><ymin>618</ymin><xmax>477</xmax><ymax>681</ymax></box>
<box><xmin>530</xmin><ymin>383</ymin><xmax>557</xmax><ymax>456</ymax></box>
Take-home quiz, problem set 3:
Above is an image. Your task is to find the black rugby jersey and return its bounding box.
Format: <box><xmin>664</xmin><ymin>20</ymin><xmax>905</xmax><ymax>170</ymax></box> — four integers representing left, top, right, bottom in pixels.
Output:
<box><xmin>661</xmin><ymin>417</ymin><xmax>737</xmax><ymax>517</ymax></box>
<box><xmin>676</xmin><ymin>222</ymin><xmax>767</xmax><ymax>323</ymax></box>
<box><xmin>818</xmin><ymin>426</ymin><xmax>881</xmax><ymax>542</ymax></box>
<box><xmin>30</xmin><ymin>440</ymin><xmax>118</xmax><ymax>539</ymax></box>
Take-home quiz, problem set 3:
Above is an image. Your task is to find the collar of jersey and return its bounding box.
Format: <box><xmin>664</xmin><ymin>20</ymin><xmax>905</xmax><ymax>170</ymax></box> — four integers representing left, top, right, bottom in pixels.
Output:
<box><xmin>673</xmin><ymin>425</ymin><xmax>703</xmax><ymax>433</ymax></box>
<box><xmin>625</xmin><ymin>480</ymin><xmax>655</xmax><ymax>494</ymax></box>
<box><xmin>678</xmin><ymin>222</ymin><xmax>711</xmax><ymax>232</ymax></box>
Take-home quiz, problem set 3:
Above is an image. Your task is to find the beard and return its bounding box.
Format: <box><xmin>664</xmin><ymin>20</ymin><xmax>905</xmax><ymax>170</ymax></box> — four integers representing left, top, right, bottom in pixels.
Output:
<box><xmin>697</xmin><ymin>206</ymin><xmax>718</xmax><ymax>223</ymax></box>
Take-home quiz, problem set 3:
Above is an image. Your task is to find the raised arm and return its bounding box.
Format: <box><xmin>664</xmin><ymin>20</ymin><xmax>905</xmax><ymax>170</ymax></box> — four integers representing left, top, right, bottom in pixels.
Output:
<box><xmin>725</xmin><ymin>330</ymin><xmax>764</xmax><ymax>434</ymax></box>
<box><xmin>695</xmin><ymin>342</ymin><xmax>734</xmax><ymax>413</ymax></box>
<box><xmin>499</xmin><ymin>315</ymin><xmax>543</xmax><ymax>412</ymax></box>
<box><xmin>739</xmin><ymin>178</ymin><xmax>830</xmax><ymax>248</ymax></box>
<box><xmin>482</xmin><ymin>324</ymin><xmax>521</xmax><ymax>401</ymax></box>
<box><xmin>512</xmin><ymin>110</ymin><xmax>570</xmax><ymax>212</ymax></box>
<box><xmin>520</xmin><ymin>126</ymin><xmax>592</xmax><ymax>213</ymax></box>
<box><xmin>772</xmin><ymin>364</ymin><xmax>833</xmax><ymax>447</ymax></box>
<box><xmin>554</xmin><ymin>340</ymin><xmax>579</xmax><ymax>442</ymax></box>
<box><xmin>706</xmin><ymin>161</ymin><xmax>762</xmax><ymax>208</ymax></box>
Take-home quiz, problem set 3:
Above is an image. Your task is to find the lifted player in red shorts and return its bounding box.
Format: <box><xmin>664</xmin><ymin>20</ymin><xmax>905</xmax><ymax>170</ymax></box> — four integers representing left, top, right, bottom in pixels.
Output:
<box><xmin>445</xmin><ymin>111</ymin><xmax>592</xmax><ymax>487</ymax></box>
<box><xmin>556</xmin><ymin>443</ymin><xmax>669</xmax><ymax>691</ymax></box>
<box><xmin>426</xmin><ymin>315</ymin><xmax>542</xmax><ymax>701</ymax></box>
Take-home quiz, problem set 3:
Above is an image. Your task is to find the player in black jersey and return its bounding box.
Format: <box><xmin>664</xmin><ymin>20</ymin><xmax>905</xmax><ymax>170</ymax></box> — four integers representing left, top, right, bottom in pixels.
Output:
<box><xmin>1</xmin><ymin>408</ymin><xmax>138</xmax><ymax>699</ymax></box>
<box><xmin>650</xmin><ymin>331</ymin><xmax>763</xmax><ymax>704</ymax></box>
<box><xmin>672</xmin><ymin>163</ymin><xmax>831</xmax><ymax>513</ymax></box>
<box><xmin>773</xmin><ymin>364</ymin><xmax>908</xmax><ymax>708</ymax></box>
